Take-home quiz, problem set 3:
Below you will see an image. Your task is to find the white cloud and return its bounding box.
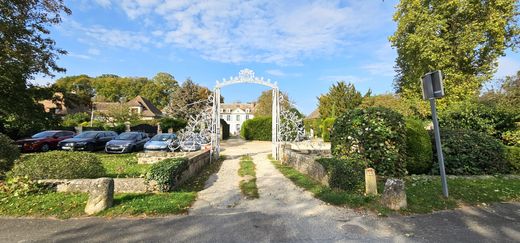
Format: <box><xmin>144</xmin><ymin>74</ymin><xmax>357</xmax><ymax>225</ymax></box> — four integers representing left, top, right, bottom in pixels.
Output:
<box><xmin>94</xmin><ymin>0</ymin><xmax>112</xmax><ymax>8</ymax></box>
<box><xmin>360</xmin><ymin>42</ymin><xmax>396</xmax><ymax>77</ymax></box>
<box><xmin>68</xmin><ymin>52</ymin><xmax>92</xmax><ymax>60</ymax></box>
<box><xmin>87</xmin><ymin>48</ymin><xmax>101</xmax><ymax>56</ymax></box>
<box><xmin>495</xmin><ymin>56</ymin><xmax>520</xmax><ymax>79</ymax></box>
<box><xmin>81</xmin><ymin>0</ymin><xmax>391</xmax><ymax>64</ymax></box>
<box><xmin>266</xmin><ymin>69</ymin><xmax>286</xmax><ymax>77</ymax></box>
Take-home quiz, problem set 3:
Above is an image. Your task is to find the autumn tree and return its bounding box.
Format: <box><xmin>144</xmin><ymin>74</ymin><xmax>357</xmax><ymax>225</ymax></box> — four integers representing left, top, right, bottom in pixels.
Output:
<box><xmin>253</xmin><ymin>90</ymin><xmax>290</xmax><ymax>117</ymax></box>
<box><xmin>0</xmin><ymin>0</ymin><xmax>71</xmax><ymax>137</ymax></box>
<box><xmin>390</xmin><ymin>0</ymin><xmax>519</xmax><ymax>106</ymax></box>
<box><xmin>318</xmin><ymin>81</ymin><xmax>365</xmax><ymax>118</ymax></box>
<box><xmin>165</xmin><ymin>78</ymin><xmax>212</xmax><ymax>120</ymax></box>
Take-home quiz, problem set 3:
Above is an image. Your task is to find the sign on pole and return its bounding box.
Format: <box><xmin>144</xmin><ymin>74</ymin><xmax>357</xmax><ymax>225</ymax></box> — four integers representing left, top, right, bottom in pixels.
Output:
<box><xmin>422</xmin><ymin>70</ymin><xmax>449</xmax><ymax>198</ymax></box>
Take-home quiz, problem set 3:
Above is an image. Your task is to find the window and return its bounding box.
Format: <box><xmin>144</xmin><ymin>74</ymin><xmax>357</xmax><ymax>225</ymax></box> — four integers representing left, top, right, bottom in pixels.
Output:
<box><xmin>227</xmin><ymin>115</ymin><xmax>231</xmax><ymax>121</ymax></box>
<box><xmin>246</xmin><ymin>115</ymin><xmax>250</xmax><ymax>120</ymax></box>
<box><xmin>236</xmin><ymin>124</ymin><xmax>240</xmax><ymax>131</ymax></box>
<box><xmin>236</xmin><ymin>115</ymin><xmax>240</xmax><ymax>121</ymax></box>
<box><xmin>227</xmin><ymin>109</ymin><xmax>231</xmax><ymax>113</ymax></box>
<box><xmin>246</xmin><ymin>109</ymin><xmax>250</xmax><ymax>113</ymax></box>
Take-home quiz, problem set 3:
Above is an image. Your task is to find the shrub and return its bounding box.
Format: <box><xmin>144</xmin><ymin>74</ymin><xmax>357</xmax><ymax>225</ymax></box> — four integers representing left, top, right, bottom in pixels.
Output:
<box><xmin>304</xmin><ymin>118</ymin><xmax>322</xmax><ymax>138</ymax></box>
<box><xmin>434</xmin><ymin>128</ymin><xmax>508</xmax><ymax>175</ymax></box>
<box><xmin>505</xmin><ymin>146</ymin><xmax>520</xmax><ymax>174</ymax></box>
<box><xmin>316</xmin><ymin>156</ymin><xmax>367</xmax><ymax>192</ymax></box>
<box><xmin>0</xmin><ymin>176</ymin><xmax>42</xmax><ymax>196</ymax></box>
<box><xmin>321</xmin><ymin>117</ymin><xmax>336</xmax><ymax>142</ymax></box>
<box><xmin>0</xmin><ymin>133</ymin><xmax>20</xmax><ymax>176</ymax></box>
<box><xmin>62</xmin><ymin>112</ymin><xmax>90</xmax><ymax>127</ymax></box>
<box><xmin>439</xmin><ymin>101</ymin><xmax>516</xmax><ymax>140</ymax></box>
<box><xmin>404</xmin><ymin>118</ymin><xmax>433</xmax><ymax>174</ymax></box>
<box><xmin>146</xmin><ymin>158</ymin><xmax>189</xmax><ymax>192</ymax></box>
<box><xmin>160</xmin><ymin>117</ymin><xmax>187</xmax><ymax>133</ymax></box>
<box><xmin>9</xmin><ymin>151</ymin><xmax>106</xmax><ymax>179</ymax></box>
<box><xmin>241</xmin><ymin>116</ymin><xmax>272</xmax><ymax>141</ymax></box>
<box><xmin>331</xmin><ymin>107</ymin><xmax>407</xmax><ymax>177</ymax></box>
<box><xmin>502</xmin><ymin>130</ymin><xmax>520</xmax><ymax>147</ymax></box>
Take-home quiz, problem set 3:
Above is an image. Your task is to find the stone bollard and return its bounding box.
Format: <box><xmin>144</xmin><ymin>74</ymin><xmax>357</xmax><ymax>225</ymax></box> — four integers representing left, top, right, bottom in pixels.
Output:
<box><xmin>381</xmin><ymin>178</ymin><xmax>407</xmax><ymax>210</ymax></box>
<box><xmin>364</xmin><ymin>168</ymin><xmax>377</xmax><ymax>195</ymax></box>
<box><xmin>85</xmin><ymin>178</ymin><xmax>114</xmax><ymax>215</ymax></box>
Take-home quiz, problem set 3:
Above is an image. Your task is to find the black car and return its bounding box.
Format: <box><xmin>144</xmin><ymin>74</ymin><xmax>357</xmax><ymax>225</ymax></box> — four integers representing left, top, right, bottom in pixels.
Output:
<box><xmin>105</xmin><ymin>132</ymin><xmax>149</xmax><ymax>153</ymax></box>
<box><xmin>58</xmin><ymin>131</ymin><xmax>118</xmax><ymax>152</ymax></box>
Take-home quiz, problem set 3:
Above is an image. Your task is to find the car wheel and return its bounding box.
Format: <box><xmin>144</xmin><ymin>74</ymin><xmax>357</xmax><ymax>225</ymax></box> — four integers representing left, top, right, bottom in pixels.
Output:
<box><xmin>40</xmin><ymin>143</ymin><xmax>50</xmax><ymax>152</ymax></box>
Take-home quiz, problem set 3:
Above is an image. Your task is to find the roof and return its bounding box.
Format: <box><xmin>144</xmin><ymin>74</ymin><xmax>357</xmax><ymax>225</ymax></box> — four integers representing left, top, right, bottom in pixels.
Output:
<box><xmin>221</xmin><ymin>103</ymin><xmax>256</xmax><ymax>112</ymax></box>
<box><xmin>126</xmin><ymin>95</ymin><xmax>163</xmax><ymax>117</ymax></box>
<box><xmin>93</xmin><ymin>102</ymin><xmax>118</xmax><ymax>112</ymax></box>
<box><xmin>306</xmin><ymin>109</ymin><xmax>320</xmax><ymax>119</ymax></box>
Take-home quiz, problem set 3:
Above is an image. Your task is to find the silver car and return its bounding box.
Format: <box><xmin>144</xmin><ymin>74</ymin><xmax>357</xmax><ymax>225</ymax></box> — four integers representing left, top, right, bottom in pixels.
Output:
<box><xmin>144</xmin><ymin>133</ymin><xmax>177</xmax><ymax>152</ymax></box>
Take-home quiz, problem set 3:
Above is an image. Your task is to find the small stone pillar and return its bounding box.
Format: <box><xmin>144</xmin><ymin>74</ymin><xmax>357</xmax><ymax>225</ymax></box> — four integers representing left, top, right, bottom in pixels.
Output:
<box><xmin>85</xmin><ymin>178</ymin><xmax>114</xmax><ymax>215</ymax></box>
<box><xmin>364</xmin><ymin>168</ymin><xmax>377</xmax><ymax>195</ymax></box>
<box><xmin>157</xmin><ymin>122</ymin><xmax>162</xmax><ymax>134</ymax></box>
<box><xmin>381</xmin><ymin>178</ymin><xmax>407</xmax><ymax>210</ymax></box>
<box><xmin>125</xmin><ymin>122</ymin><xmax>131</xmax><ymax>132</ymax></box>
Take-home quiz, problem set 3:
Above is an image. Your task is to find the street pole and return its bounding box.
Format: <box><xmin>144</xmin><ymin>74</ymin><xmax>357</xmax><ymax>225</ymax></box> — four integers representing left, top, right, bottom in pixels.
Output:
<box><xmin>429</xmin><ymin>98</ymin><xmax>449</xmax><ymax>197</ymax></box>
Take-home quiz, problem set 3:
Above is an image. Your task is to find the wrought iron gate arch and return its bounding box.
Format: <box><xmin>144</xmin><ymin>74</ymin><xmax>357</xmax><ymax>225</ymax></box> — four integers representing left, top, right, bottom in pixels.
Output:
<box><xmin>211</xmin><ymin>69</ymin><xmax>281</xmax><ymax>160</ymax></box>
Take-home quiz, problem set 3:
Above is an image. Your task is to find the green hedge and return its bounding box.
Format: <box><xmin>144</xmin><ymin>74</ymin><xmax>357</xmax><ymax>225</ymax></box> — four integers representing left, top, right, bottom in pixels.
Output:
<box><xmin>9</xmin><ymin>151</ymin><xmax>106</xmax><ymax>180</ymax></box>
<box><xmin>159</xmin><ymin>117</ymin><xmax>187</xmax><ymax>133</ymax></box>
<box><xmin>405</xmin><ymin>119</ymin><xmax>433</xmax><ymax>174</ymax></box>
<box><xmin>0</xmin><ymin>133</ymin><xmax>19</xmax><ymax>176</ymax></box>
<box><xmin>316</xmin><ymin>156</ymin><xmax>367</xmax><ymax>192</ymax></box>
<box><xmin>435</xmin><ymin>128</ymin><xmax>508</xmax><ymax>175</ymax></box>
<box><xmin>331</xmin><ymin>107</ymin><xmax>407</xmax><ymax>177</ymax></box>
<box><xmin>146</xmin><ymin>158</ymin><xmax>189</xmax><ymax>192</ymax></box>
<box><xmin>240</xmin><ymin>116</ymin><xmax>272</xmax><ymax>141</ymax></box>
<box><xmin>304</xmin><ymin>118</ymin><xmax>322</xmax><ymax>138</ymax></box>
<box><xmin>321</xmin><ymin>117</ymin><xmax>336</xmax><ymax>142</ymax></box>
<box><xmin>505</xmin><ymin>146</ymin><xmax>520</xmax><ymax>174</ymax></box>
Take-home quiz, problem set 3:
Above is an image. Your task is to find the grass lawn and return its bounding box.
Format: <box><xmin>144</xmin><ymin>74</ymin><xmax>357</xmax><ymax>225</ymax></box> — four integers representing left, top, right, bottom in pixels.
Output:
<box><xmin>96</xmin><ymin>153</ymin><xmax>151</xmax><ymax>178</ymax></box>
<box><xmin>270</xmin><ymin>157</ymin><xmax>520</xmax><ymax>215</ymax></box>
<box><xmin>0</xmin><ymin>155</ymin><xmax>226</xmax><ymax>218</ymax></box>
<box><xmin>238</xmin><ymin>155</ymin><xmax>259</xmax><ymax>199</ymax></box>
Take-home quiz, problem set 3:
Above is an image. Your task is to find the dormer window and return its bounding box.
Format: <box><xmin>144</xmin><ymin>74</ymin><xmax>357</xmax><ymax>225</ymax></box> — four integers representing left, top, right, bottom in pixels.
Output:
<box><xmin>246</xmin><ymin>109</ymin><xmax>250</xmax><ymax>113</ymax></box>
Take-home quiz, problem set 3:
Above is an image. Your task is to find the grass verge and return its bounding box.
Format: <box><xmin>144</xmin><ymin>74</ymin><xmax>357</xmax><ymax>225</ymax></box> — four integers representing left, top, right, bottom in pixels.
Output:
<box><xmin>0</xmin><ymin>155</ymin><xmax>227</xmax><ymax>218</ymax></box>
<box><xmin>269</xmin><ymin>156</ymin><xmax>520</xmax><ymax>215</ymax></box>
<box><xmin>238</xmin><ymin>155</ymin><xmax>259</xmax><ymax>199</ymax></box>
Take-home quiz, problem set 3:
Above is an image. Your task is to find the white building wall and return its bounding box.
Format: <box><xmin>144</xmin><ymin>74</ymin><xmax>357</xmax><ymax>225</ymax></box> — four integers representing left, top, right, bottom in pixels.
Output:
<box><xmin>221</xmin><ymin>107</ymin><xmax>254</xmax><ymax>136</ymax></box>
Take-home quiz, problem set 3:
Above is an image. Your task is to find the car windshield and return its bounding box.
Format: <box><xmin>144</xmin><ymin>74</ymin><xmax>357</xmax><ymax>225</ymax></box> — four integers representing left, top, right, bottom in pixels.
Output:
<box><xmin>116</xmin><ymin>133</ymin><xmax>138</xmax><ymax>140</ymax></box>
<box><xmin>31</xmin><ymin>131</ymin><xmax>56</xmax><ymax>138</ymax></box>
<box><xmin>151</xmin><ymin>134</ymin><xmax>172</xmax><ymax>141</ymax></box>
<box><xmin>74</xmin><ymin>132</ymin><xmax>99</xmax><ymax>138</ymax></box>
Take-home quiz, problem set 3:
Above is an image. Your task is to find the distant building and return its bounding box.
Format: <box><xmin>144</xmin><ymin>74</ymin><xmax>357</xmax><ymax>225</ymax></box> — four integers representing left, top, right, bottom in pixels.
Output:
<box><xmin>93</xmin><ymin>95</ymin><xmax>162</xmax><ymax>121</ymax></box>
<box><xmin>39</xmin><ymin>92</ymin><xmax>90</xmax><ymax>115</ymax></box>
<box><xmin>220</xmin><ymin>103</ymin><xmax>256</xmax><ymax>135</ymax></box>
<box><xmin>306</xmin><ymin>109</ymin><xmax>320</xmax><ymax>119</ymax></box>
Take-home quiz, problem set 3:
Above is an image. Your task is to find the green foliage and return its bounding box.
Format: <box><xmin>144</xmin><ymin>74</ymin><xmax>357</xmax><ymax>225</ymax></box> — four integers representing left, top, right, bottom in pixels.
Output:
<box><xmin>253</xmin><ymin>90</ymin><xmax>291</xmax><ymax>117</ymax></box>
<box><xmin>502</xmin><ymin>130</ymin><xmax>520</xmax><ymax>147</ymax></box>
<box><xmin>435</xmin><ymin>128</ymin><xmax>508</xmax><ymax>175</ymax></box>
<box><xmin>62</xmin><ymin>112</ymin><xmax>90</xmax><ymax>127</ymax></box>
<box><xmin>164</xmin><ymin>79</ymin><xmax>212</xmax><ymax>120</ymax></box>
<box><xmin>146</xmin><ymin>158</ymin><xmax>189</xmax><ymax>192</ymax></box>
<box><xmin>9</xmin><ymin>151</ymin><xmax>106</xmax><ymax>180</ymax></box>
<box><xmin>0</xmin><ymin>133</ymin><xmax>19</xmax><ymax>176</ymax></box>
<box><xmin>390</xmin><ymin>0</ymin><xmax>519</xmax><ymax>106</ymax></box>
<box><xmin>238</xmin><ymin>156</ymin><xmax>259</xmax><ymax>199</ymax></box>
<box><xmin>404</xmin><ymin>119</ymin><xmax>433</xmax><ymax>175</ymax></box>
<box><xmin>316</xmin><ymin>157</ymin><xmax>367</xmax><ymax>192</ymax></box>
<box><xmin>304</xmin><ymin>118</ymin><xmax>322</xmax><ymax>138</ymax></box>
<box><xmin>505</xmin><ymin>146</ymin><xmax>520</xmax><ymax>174</ymax></box>
<box><xmin>439</xmin><ymin>101</ymin><xmax>516</xmax><ymax>140</ymax></box>
<box><xmin>331</xmin><ymin>107</ymin><xmax>407</xmax><ymax>177</ymax></box>
<box><xmin>321</xmin><ymin>117</ymin><xmax>335</xmax><ymax>142</ymax></box>
<box><xmin>159</xmin><ymin>117</ymin><xmax>187</xmax><ymax>132</ymax></box>
<box><xmin>240</xmin><ymin>117</ymin><xmax>272</xmax><ymax>141</ymax></box>
<box><xmin>360</xmin><ymin>94</ymin><xmax>428</xmax><ymax>118</ymax></box>
<box><xmin>0</xmin><ymin>176</ymin><xmax>42</xmax><ymax>196</ymax></box>
<box><xmin>481</xmin><ymin>70</ymin><xmax>520</xmax><ymax>117</ymax></box>
<box><xmin>318</xmin><ymin>81</ymin><xmax>365</xmax><ymax>118</ymax></box>
<box><xmin>96</xmin><ymin>153</ymin><xmax>150</xmax><ymax>178</ymax></box>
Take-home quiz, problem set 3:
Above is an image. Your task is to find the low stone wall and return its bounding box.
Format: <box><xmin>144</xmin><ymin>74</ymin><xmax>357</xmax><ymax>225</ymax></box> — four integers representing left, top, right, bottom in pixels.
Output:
<box><xmin>39</xmin><ymin>150</ymin><xmax>212</xmax><ymax>193</ymax></box>
<box><xmin>137</xmin><ymin>150</ymin><xmax>209</xmax><ymax>164</ymax></box>
<box><xmin>281</xmin><ymin>145</ymin><xmax>331</xmax><ymax>186</ymax></box>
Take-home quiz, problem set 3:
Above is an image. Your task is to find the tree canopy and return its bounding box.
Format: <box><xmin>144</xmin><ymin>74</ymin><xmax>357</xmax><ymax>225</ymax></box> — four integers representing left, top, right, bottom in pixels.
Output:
<box><xmin>253</xmin><ymin>90</ymin><xmax>290</xmax><ymax>117</ymax></box>
<box><xmin>164</xmin><ymin>78</ymin><xmax>212</xmax><ymax>121</ymax></box>
<box><xmin>318</xmin><ymin>81</ymin><xmax>367</xmax><ymax>118</ymax></box>
<box><xmin>390</xmin><ymin>0</ymin><xmax>519</xmax><ymax>106</ymax></box>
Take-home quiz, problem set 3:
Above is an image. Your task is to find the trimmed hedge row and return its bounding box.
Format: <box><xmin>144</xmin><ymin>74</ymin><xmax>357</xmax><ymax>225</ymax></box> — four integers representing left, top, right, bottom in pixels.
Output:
<box><xmin>9</xmin><ymin>151</ymin><xmax>106</xmax><ymax>180</ymax></box>
<box><xmin>405</xmin><ymin>118</ymin><xmax>433</xmax><ymax>175</ymax></box>
<box><xmin>321</xmin><ymin>117</ymin><xmax>335</xmax><ymax>142</ymax></box>
<box><xmin>0</xmin><ymin>133</ymin><xmax>19</xmax><ymax>176</ymax></box>
<box><xmin>240</xmin><ymin>116</ymin><xmax>272</xmax><ymax>141</ymax></box>
<box><xmin>316</xmin><ymin>156</ymin><xmax>367</xmax><ymax>192</ymax></box>
<box><xmin>146</xmin><ymin>157</ymin><xmax>189</xmax><ymax>192</ymax></box>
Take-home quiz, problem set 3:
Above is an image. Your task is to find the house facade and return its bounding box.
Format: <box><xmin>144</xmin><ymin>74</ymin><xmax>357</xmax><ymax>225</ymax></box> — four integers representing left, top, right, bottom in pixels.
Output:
<box><xmin>220</xmin><ymin>103</ymin><xmax>256</xmax><ymax>135</ymax></box>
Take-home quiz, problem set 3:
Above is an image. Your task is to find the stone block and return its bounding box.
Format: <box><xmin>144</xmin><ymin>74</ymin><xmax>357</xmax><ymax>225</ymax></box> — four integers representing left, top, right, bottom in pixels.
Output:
<box><xmin>85</xmin><ymin>178</ymin><xmax>114</xmax><ymax>215</ymax></box>
<box><xmin>381</xmin><ymin>178</ymin><xmax>407</xmax><ymax>210</ymax></box>
<box><xmin>364</xmin><ymin>168</ymin><xmax>377</xmax><ymax>195</ymax></box>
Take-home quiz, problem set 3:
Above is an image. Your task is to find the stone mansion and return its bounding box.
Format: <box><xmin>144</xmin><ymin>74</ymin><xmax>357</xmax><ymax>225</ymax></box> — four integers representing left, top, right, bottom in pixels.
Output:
<box><xmin>220</xmin><ymin>103</ymin><xmax>256</xmax><ymax>135</ymax></box>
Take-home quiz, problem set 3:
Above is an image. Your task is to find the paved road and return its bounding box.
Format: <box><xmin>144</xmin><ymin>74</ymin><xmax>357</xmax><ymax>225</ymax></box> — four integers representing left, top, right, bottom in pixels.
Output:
<box><xmin>0</xmin><ymin>139</ymin><xmax>519</xmax><ymax>242</ymax></box>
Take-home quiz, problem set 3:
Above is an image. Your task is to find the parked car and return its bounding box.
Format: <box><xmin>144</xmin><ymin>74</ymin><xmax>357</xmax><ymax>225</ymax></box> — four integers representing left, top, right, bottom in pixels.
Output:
<box><xmin>144</xmin><ymin>133</ymin><xmax>178</xmax><ymax>152</ymax></box>
<box><xmin>58</xmin><ymin>131</ymin><xmax>117</xmax><ymax>152</ymax></box>
<box><xmin>180</xmin><ymin>135</ymin><xmax>202</xmax><ymax>152</ymax></box>
<box><xmin>105</xmin><ymin>132</ymin><xmax>149</xmax><ymax>153</ymax></box>
<box><xmin>16</xmin><ymin>130</ymin><xmax>75</xmax><ymax>152</ymax></box>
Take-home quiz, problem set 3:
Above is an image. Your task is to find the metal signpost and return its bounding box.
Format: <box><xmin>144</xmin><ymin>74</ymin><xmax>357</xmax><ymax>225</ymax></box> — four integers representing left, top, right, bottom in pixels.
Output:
<box><xmin>422</xmin><ymin>70</ymin><xmax>449</xmax><ymax>198</ymax></box>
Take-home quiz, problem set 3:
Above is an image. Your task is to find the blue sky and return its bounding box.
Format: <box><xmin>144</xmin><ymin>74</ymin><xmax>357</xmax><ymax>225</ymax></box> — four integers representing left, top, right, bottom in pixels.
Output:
<box><xmin>33</xmin><ymin>0</ymin><xmax>520</xmax><ymax>115</ymax></box>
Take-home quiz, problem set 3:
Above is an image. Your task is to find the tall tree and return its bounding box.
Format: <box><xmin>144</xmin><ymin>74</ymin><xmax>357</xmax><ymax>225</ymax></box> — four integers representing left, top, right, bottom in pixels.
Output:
<box><xmin>390</xmin><ymin>0</ymin><xmax>518</xmax><ymax>106</ymax></box>
<box><xmin>318</xmin><ymin>81</ymin><xmax>364</xmax><ymax>118</ymax></box>
<box><xmin>0</xmin><ymin>0</ymin><xmax>71</xmax><ymax>137</ymax></box>
<box><xmin>165</xmin><ymin>78</ymin><xmax>212</xmax><ymax>120</ymax></box>
<box><xmin>253</xmin><ymin>90</ymin><xmax>290</xmax><ymax>117</ymax></box>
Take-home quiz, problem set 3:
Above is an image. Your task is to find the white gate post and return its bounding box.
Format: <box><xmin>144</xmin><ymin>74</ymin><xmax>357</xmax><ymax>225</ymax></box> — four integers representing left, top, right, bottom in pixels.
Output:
<box><xmin>212</xmin><ymin>87</ymin><xmax>221</xmax><ymax>160</ymax></box>
<box><xmin>272</xmin><ymin>88</ymin><xmax>280</xmax><ymax>160</ymax></box>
